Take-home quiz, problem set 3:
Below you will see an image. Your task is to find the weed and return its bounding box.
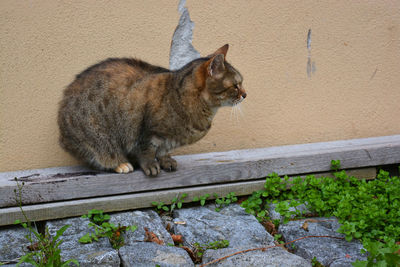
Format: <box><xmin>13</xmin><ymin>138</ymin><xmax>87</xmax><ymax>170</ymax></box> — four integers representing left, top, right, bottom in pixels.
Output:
<box><xmin>273</xmin><ymin>234</ymin><xmax>285</xmax><ymax>245</ymax></box>
<box><xmin>79</xmin><ymin>209</ymin><xmax>137</xmax><ymax>250</ymax></box>
<box><xmin>330</xmin><ymin>159</ymin><xmax>341</xmax><ymax>171</ymax></box>
<box><xmin>193</xmin><ymin>240</ymin><xmax>230</xmax><ymax>259</ymax></box>
<box><xmin>152</xmin><ymin>193</ymin><xmax>188</xmax><ymax>213</ymax></box>
<box><xmin>170</xmin><ymin>193</ymin><xmax>188</xmax><ymax>211</ymax></box>
<box><xmin>193</xmin><ymin>193</ymin><xmax>210</xmax><ymax>206</ymax></box>
<box><xmin>151</xmin><ymin>201</ymin><xmax>170</xmax><ymax>212</ymax></box>
<box><xmin>240</xmin><ymin>161</ymin><xmax>400</xmax><ymax>267</ymax></box>
<box><xmin>214</xmin><ymin>192</ymin><xmax>238</xmax><ymax>212</ymax></box>
<box><xmin>13</xmin><ymin>178</ymin><xmax>78</xmax><ymax>267</ymax></box>
<box><xmin>311</xmin><ymin>256</ymin><xmax>324</xmax><ymax>267</ymax></box>
<box><xmin>352</xmin><ymin>240</ymin><xmax>400</xmax><ymax>267</ymax></box>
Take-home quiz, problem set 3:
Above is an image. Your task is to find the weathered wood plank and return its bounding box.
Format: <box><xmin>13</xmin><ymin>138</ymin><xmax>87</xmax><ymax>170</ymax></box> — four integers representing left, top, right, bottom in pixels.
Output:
<box><xmin>0</xmin><ymin>135</ymin><xmax>399</xmax><ymax>208</ymax></box>
<box><xmin>0</xmin><ymin>179</ymin><xmax>266</xmax><ymax>226</ymax></box>
<box><xmin>0</xmin><ymin>167</ymin><xmax>377</xmax><ymax>226</ymax></box>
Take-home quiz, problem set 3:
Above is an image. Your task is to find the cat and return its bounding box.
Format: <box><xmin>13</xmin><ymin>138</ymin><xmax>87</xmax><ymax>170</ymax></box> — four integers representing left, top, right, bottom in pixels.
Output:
<box><xmin>58</xmin><ymin>44</ymin><xmax>246</xmax><ymax>176</ymax></box>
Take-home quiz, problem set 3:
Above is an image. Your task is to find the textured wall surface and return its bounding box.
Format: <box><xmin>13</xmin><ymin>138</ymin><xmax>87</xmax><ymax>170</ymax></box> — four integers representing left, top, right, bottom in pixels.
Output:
<box><xmin>1</xmin><ymin>0</ymin><xmax>400</xmax><ymax>172</ymax></box>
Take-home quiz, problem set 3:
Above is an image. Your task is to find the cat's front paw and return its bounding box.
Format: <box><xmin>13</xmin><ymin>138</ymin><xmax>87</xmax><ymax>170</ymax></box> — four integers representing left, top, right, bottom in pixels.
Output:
<box><xmin>114</xmin><ymin>162</ymin><xmax>134</xmax><ymax>174</ymax></box>
<box><xmin>159</xmin><ymin>156</ymin><xmax>177</xmax><ymax>172</ymax></box>
<box><xmin>140</xmin><ymin>161</ymin><xmax>161</xmax><ymax>176</ymax></box>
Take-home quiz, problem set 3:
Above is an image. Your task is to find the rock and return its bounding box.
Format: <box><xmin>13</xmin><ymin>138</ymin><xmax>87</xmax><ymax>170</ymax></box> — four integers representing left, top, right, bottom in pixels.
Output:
<box><xmin>278</xmin><ymin>217</ymin><xmax>367</xmax><ymax>266</ymax></box>
<box><xmin>46</xmin><ymin>217</ymin><xmax>119</xmax><ymax>266</ymax></box>
<box><xmin>202</xmin><ymin>247</ymin><xmax>311</xmax><ymax>267</ymax></box>
<box><xmin>109</xmin><ymin>210</ymin><xmax>174</xmax><ymax>245</ymax></box>
<box><xmin>119</xmin><ymin>242</ymin><xmax>194</xmax><ymax>267</ymax></box>
<box><xmin>173</xmin><ymin>204</ymin><xmax>274</xmax><ymax>248</ymax></box>
<box><xmin>0</xmin><ymin>225</ymin><xmax>36</xmax><ymax>266</ymax></box>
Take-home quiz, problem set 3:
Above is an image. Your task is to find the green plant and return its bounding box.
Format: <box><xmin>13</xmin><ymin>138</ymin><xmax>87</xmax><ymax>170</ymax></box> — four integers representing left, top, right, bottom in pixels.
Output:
<box><xmin>170</xmin><ymin>193</ymin><xmax>188</xmax><ymax>211</ymax></box>
<box><xmin>352</xmin><ymin>240</ymin><xmax>400</xmax><ymax>267</ymax></box>
<box><xmin>151</xmin><ymin>201</ymin><xmax>170</xmax><ymax>212</ymax></box>
<box><xmin>311</xmin><ymin>256</ymin><xmax>324</xmax><ymax>267</ymax></box>
<box><xmin>13</xmin><ymin>178</ymin><xmax>78</xmax><ymax>267</ymax></box>
<box><xmin>152</xmin><ymin>193</ymin><xmax>188</xmax><ymax>213</ymax></box>
<box><xmin>193</xmin><ymin>239</ymin><xmax>230</xmax><ymax>258</ymax></box>
<box><xmin>330</xmin><ymin>159</ymin><xmax>341</xmax><ymax>171</ymax></box>
<box><xmin>273</xmin><ymin>234</ymin><xmax>284</xmax><ymax>245</ymax></box>
<box><xmin>240</xmin><ymin>162</ymin><xmax>400</xmax><ymax>267</ymax></box>
<box><xmin>214</xmin><ymin>192</ymin><xmax>238</xmax><ymax>211</ymax></box>
<box><xmin>79</xmin><ymin>209</ymin><xmax>137</xmax><ymax>249</ymax></box>
<box><xmin>193</xmin><ymin>193</ymin><xmax>210</xmax><ymax>206</ymax></box>
<box><xmin>82</xmin><ymin>209</ymin><xmax>110</xmax><ymax>225</ymax></box>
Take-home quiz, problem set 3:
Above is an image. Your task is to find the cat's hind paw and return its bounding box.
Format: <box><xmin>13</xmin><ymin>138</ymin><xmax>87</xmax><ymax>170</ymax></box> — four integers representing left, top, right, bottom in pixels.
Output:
<box><xmin>115</xmin><ymin>163</ymin><xmax>134</xmax><ymax>174</ymax></box>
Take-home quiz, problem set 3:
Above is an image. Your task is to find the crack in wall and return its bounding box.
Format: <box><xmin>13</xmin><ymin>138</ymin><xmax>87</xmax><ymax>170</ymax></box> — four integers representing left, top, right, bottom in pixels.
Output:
<box><xmin>169</xmin><ymin>0</ymin><xmax>201</xmax><ymax>70</ymax></box>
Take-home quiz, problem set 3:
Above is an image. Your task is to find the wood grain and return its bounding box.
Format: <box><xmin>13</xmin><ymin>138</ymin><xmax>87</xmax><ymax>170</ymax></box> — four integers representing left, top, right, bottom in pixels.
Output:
<box><xmin>1</xmin><ymin>135</ymin><xmax>399</xmax><ymax>209</ymax></box>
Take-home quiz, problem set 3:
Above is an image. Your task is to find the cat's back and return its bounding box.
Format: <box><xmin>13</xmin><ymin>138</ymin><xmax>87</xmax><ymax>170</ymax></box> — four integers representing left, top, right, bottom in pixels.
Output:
<box><xmin>63</xmin><ymin>57</ymin><xmax>169</xmax><ymax>97</ymax></box>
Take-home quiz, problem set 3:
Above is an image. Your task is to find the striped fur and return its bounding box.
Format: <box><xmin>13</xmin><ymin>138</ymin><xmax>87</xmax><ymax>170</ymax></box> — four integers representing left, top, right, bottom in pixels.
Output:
<box><xmin>58</xmin><ymin>44</ymin><xmax>246</xmax><ymax>176</ymax></box>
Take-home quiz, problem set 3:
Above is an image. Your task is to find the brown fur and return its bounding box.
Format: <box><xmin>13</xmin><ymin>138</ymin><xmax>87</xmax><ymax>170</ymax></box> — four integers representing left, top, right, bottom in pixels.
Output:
<box><xmin>58</xmin><ymin>44</ymin><xmax>246</xmax><ymax>176</ymax></box>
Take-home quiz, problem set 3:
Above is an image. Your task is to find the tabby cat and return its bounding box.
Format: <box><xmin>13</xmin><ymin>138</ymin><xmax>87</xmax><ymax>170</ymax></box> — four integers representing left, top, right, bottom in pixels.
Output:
<box><xmin>58</xmin><ymin>44</ymin><xmax>246</xmax><ymax>176</ymax></box>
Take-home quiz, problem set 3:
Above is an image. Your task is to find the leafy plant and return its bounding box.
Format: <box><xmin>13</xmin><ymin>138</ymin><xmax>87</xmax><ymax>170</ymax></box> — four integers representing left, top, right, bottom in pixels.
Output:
<box><xmin>151</xmin><ymin>201</ymin><xmax>170</xmax><ymax>212</ymax></box>
<box><xmin>152</xmin><ymin>193</ymin><xmax>188</xmax><ymax>213</ymax></box>
<box><xmin>13</xmin><ymin>178</ymin><xmax>78</xmax><ymax>267</ymax></box>
<box><xmin>240</xmin><ymin>161</ymin><xmax>400</xmax><ymax>267</ymax></box>
<box><xmin>82</xmin><ymin>209</ymin><xmax>110</xmax><ymax>225</ymax></box>
<box><xmin>193</xmin><ymin>193</ymin><xmax>210</xmax><ymax>206</ymax></box>
<box><xmin>193</xmin><ymin>240</ymin><xmax>230</xmax><ymax>258</ymax></box>
<box><xmin>311</xmin><ymin>256</ymin><xmax>324</xmax><ymax>267</ymax></box>
<box><xmin>330</xmin><ymin>159</ymin><xmax>341</xmax><ymax>171</ymax></box>
<box><xmin>352</xmin><ymin>240</ymin><xmax>400</xmax><ymax>267</ymax></box>
<box><xmin>79</xmin><ymin>209</ymin><xmax>137</xmax><ymax>249</ymax></box>
<box><xmin>214</xmin><ymin>192</ymin><xmax>238</xmax><ymax>211</ymax></box>
<box><xmin>273</xmin><ymin>233</ymin><xmax>284</xmax><ymax>245</ymax></box>
<box><xmin>170</xmin><ymin>193</ymin><xmax>188</xmax><ymax>211</ymax></box>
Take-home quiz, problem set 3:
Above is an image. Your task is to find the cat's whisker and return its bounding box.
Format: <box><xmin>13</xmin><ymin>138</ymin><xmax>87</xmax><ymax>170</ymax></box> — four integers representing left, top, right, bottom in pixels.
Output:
<box><xmin>233</xmin><ymin>104</ymin><xmax>239</xmax><ymax>123</ymax></box>
<box><xmin>237</xmin><ymin>103</ymin><xmax>244</xmax><ymax>117</ymax></box>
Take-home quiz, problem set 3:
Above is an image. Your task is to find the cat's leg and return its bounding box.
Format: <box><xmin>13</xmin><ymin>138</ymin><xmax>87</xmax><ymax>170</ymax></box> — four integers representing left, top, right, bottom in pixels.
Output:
<box><xmin>138</xmin><ymin>149</ymin><xmax>160</xmax><ymax>176</ymax></box>
<box><xmin>157</xmin><ymin>154</ymin><xmax>177</xmax><ymax>172</ymax></box>
<box><xmin>137</xmin><ymin>137</ymin><xmax>161</xmax><ymax>176</ymax></box>
<box><xmin>79</xmin><ymin>142</ymin><xmax>133</xmax><ymax>174</ymax></box>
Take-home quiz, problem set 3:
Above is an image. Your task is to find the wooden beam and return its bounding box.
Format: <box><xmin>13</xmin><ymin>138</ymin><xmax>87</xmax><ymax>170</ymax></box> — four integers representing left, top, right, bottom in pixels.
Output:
<box><xmin>0</xmin><ymin>180</ymin><xmax>265</xmax><ymax>226</ymax></box>
<box><xmin>1</xmin><ymin>135</ymin><xmax>399</xmax><ymax>209</ymax></box>
<box><xmin>0</xmin><ymin>167</ymin><xmax>377</xmax><ymax>226</ymax></box>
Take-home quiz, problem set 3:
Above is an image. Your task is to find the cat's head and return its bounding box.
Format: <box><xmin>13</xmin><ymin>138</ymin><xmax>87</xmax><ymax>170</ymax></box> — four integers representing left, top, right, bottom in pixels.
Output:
<box><xmin>196</xmin><ymin>44</ymin><xmax>246</xmax><ymax>107</ymax></box>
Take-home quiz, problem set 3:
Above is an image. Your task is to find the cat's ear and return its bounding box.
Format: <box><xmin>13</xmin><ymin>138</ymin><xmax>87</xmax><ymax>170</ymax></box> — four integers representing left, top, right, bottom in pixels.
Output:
<box><xmin>205</xmin><ymin>54</ymin><xmax>225</xmax><ymax>77</ymax></box>
<box><xmin>208</xmin><ymin>44</ymin><xmax>229</xmax><ymax>59</ymax></box>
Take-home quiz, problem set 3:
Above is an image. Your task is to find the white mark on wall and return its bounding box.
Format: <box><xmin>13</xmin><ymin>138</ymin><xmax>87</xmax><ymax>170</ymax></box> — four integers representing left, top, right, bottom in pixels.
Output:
<box><xmin>169</xmin><ymin>0</ymin><xmax>201</xmax><ymax>70</ymax></box>
<box><xmin>307</xmin><ymin>29</ymin><xmax>316</xmax><ymax>78</ymax></box>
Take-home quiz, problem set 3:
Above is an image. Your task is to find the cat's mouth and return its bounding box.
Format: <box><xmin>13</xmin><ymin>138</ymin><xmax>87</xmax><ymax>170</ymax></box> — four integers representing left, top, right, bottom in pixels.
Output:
<box><xmin>233</xmin><ymin>94</ymin><xmax>246</xmax><ymax>105</ymax></box>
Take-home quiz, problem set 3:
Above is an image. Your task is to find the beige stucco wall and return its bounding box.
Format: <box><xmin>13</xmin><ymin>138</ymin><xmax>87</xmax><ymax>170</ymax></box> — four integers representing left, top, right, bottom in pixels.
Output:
<box><xmin>1</xmin><ymin>1</ymin><xmax>400</xmax><ymax>172</ymax></box>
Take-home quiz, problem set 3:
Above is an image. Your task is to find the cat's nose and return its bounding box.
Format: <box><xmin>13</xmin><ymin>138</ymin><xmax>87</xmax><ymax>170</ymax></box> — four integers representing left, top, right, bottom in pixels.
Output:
<box><xmin>242</xmin><ymin>92</ymin><xmax>247</xmax><ymax>99</ymax></box>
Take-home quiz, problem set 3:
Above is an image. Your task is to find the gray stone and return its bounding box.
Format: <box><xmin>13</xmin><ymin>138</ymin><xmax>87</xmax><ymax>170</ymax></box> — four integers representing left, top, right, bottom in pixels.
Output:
<box><xmin>173</xmin><ymin>204</ymin><xmax>274</xmax><ymax>248</ymax></box>
<box><xmin>0</xmin><ymin>225</ymin><xmax>35</xmax><ymax>266</ymax></box>
<box><xmin>119</xmin><ymin>242</ymin><xmax>194</xmax><ymax>267</ymax></box>
<box><xmin>268</xmin><ymin>202</ymin><xmax>311</xmax><ymax>223</ymax></box>
<box><xmin>46</xmin><ymin>217</ymin><xmax>119</xmax><ymax>266</ymax></box>
<box><xmin>279</xmin><ymin>218</ymin><xmax>367</xmax><ymax>266</ymax></box>
<box><xmin>109</xmin><ymin>209</ymin><xmax>174</xmax><ymax>245</ymax></box>
<box><xmin>169</xmin><ymin>0</ymin><xmax>200</xmax><ymax>70</ymax></box>
<box><xmin>202</xmin><ymin>247</ymin><xmax>311</xmax><ymax>267</ymax></box>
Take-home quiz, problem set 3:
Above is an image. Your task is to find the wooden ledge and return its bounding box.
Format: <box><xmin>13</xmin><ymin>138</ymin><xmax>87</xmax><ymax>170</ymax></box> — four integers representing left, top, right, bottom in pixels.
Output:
<box><xmin>1</xmin><ymin>135</ymin><xmax>399</xmax><ymax>225</ymax></box>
